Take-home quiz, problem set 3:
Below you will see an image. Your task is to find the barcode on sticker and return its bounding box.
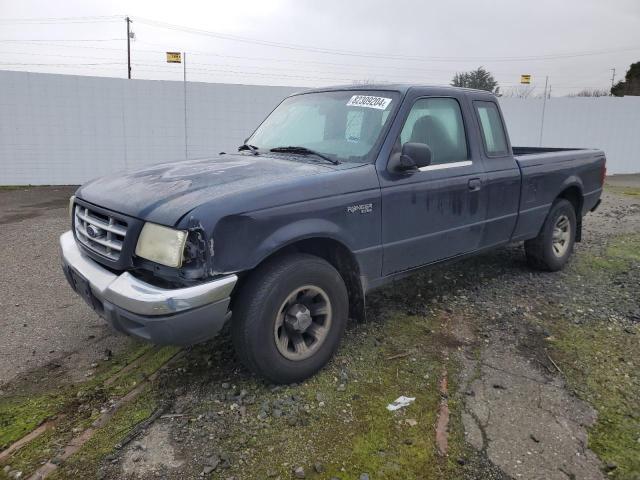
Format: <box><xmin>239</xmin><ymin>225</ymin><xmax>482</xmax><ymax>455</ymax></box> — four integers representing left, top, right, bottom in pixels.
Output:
<box><xmin>347</xmin><ymin>95</ymin><xmax>392</xmax><ymax>110</ymax></box>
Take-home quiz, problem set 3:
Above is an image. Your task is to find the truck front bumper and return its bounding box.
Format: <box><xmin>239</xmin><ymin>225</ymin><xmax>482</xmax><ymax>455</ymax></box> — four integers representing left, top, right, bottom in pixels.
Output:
<box><xmin>59</xmin><ymin>231</ymin><xmax>237</xmax><ymax>346</ymax></box>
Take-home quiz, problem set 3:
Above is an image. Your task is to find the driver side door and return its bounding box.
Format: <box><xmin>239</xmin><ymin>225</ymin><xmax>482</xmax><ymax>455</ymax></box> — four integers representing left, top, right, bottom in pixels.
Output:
<box><xmin>379</xmin><ymin>94</ymin><xmax>487</xmax><ymax>275</ymax></box>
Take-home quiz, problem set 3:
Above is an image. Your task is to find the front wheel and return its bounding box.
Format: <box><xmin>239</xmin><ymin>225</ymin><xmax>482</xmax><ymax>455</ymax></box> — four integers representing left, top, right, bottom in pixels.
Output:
<box><xmin>231</xmin><ymin>253</ymin><xmax>348</xmax><ymax>384</ymax></box>
<box><xmin>525</xmin><ymin>198</ymin><xmax>577</xmax><ymax>271</ymax></box>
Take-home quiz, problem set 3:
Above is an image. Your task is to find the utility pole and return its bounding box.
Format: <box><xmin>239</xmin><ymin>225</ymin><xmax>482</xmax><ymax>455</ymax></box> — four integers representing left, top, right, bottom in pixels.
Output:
<box><xmin>610</xmin><ymin>68</ymin><xmax>616</xmax><ymax>90</ymax></box>
<box><xmin>538</xmin><ymin>76</ymin><xmax>549</xmax><ymax>147</ymax></box>
<box><xmin>126</xmin><ymin>16</ymin><xmax>132</xmax><ymax>79</ymax></box>
<box><xmin>183</xmin><ymin>52</ymin><xmax>188</xmax><ymax>160</ymax></box>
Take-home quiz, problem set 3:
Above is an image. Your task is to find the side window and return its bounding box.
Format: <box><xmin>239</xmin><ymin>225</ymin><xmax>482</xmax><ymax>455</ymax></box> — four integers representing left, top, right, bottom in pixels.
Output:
<box><xmin>399</xmin><ymin>97</ymin><xmax>468</xmax><ymax>165</ymax></box>
<box><xmin>475</xmin><ymin>101</ymin><xmax>508</xmax><ymax>156</ymax></box>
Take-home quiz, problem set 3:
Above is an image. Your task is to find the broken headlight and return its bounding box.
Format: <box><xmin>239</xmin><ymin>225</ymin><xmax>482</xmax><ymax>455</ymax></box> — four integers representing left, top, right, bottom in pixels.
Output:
<box><xmin>135</xmin><ymin>222</ymin><xmax>188</xmax><ymax>268</ymax></box>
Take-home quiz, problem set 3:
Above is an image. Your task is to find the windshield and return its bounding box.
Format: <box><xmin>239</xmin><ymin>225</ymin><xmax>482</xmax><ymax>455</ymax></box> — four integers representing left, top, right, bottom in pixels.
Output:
<box><xmin>247</xmin><ymin>90</ymin><xmax>400</xmax><ymax>163</ymax></box>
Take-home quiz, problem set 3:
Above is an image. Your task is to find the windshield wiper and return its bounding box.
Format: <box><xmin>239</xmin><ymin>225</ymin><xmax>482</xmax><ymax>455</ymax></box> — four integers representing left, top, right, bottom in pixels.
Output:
<box><xmin>238</xmin><ymin>143</ymin><xmax>260</xmax><ymax>155</ymax></box>
<box><xmin>270</xmin><ymin>146</ymin><xmax>340</xmax><ymax>165</ymax></box>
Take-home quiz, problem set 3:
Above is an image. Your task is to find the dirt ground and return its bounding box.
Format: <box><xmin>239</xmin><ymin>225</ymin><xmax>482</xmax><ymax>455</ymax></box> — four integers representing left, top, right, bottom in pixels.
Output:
<box><xmin>0</xmin><ymin>186</ymin><xmax>136</xmax><ymax>386</ymax></box>
<box><xmin>1</xmin><ymin>177</ymin><xmax>639</xmax><ymax>480</ymax></box>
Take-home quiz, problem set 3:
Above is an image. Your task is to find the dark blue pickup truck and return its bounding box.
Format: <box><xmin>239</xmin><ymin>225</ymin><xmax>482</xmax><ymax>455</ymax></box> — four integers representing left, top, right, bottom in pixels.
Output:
<box><xmin>61</xmin><ymin>85</ymin><xmax>605</xmax><ymax>383</ymax></box>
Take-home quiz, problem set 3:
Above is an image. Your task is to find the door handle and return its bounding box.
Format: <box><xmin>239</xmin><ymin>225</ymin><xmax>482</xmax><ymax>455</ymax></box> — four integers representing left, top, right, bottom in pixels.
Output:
<box><xmin>468</xmin><ymin>178</ymin><xmax>482</xmax><ymax>192</ymax></box>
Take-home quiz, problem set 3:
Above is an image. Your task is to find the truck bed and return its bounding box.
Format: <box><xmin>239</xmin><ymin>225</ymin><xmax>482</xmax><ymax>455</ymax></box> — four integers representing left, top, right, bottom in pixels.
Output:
<box><xmin>512</xmin><ymin>146</ymin><xmax>586</xmax><ymax>156</ymax></box>
<box><xmin>509</xmin><ymin>146</ymin><xmax>606</xmax><ymax>242</ymax></box>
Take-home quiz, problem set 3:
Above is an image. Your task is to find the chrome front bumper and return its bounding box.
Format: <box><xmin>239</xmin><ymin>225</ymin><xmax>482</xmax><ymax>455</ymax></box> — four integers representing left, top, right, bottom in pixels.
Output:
<box><xmin>59</xmin><ymin>230</ymin><xmax>237</xmax><ymax>345</ymax></box>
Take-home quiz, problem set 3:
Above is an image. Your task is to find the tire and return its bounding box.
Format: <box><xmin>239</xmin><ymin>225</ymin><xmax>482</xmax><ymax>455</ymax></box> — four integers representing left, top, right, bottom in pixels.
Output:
<box><xmin>525</xmin><ymin>198</ymin><xmax>577</xmax><ymax>271</ymax></box>
<box><xmin>231</xmin><ymin>253</ymin><xmax>349</xmax><ymax>384</ymax></box>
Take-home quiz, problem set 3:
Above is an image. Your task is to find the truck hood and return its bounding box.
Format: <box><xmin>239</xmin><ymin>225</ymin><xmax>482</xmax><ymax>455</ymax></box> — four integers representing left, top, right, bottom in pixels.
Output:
<box><xmin>76</xmin><ymin>154</ymin><xmax>335</xmax><ymax>225</ymax></box>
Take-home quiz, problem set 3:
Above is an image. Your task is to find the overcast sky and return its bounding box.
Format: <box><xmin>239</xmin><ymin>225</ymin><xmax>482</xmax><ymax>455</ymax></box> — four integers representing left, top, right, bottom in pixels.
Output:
<box><xmin>1</xmin><ymin>0</ymin><xmax>639</xmax><ymax>96</ymax></box>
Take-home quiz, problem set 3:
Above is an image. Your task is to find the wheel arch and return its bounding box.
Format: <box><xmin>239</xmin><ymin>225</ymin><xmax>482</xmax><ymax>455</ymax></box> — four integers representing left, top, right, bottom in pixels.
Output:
<box><xmin>556</xmin><ymin>183</ymin><xmax>584</xmax><ymax>241</ymax></box>
<box><xmin>232</xmin><ymin>235</ymin><xmax>366</xmax><ymax>322</ymax></box>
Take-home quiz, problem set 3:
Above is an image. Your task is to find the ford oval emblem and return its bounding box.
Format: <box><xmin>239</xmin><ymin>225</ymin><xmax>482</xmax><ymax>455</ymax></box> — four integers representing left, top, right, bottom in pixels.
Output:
<box><xmin>86</xmin><ymin>225</ymin><xmax>103</xmax><ymax>238</ymax></box>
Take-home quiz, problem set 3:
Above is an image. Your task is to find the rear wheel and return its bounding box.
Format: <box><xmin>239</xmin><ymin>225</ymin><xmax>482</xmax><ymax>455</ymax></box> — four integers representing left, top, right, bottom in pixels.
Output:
<box><xmin>231</xmin><ymin>253</ymin><xmax>348</xmax><ymax>384</ymax></box>
<box><xmin>525</xmin><ymin>198</ymin><xmax>577</xmax><ymax>271</ymax></box>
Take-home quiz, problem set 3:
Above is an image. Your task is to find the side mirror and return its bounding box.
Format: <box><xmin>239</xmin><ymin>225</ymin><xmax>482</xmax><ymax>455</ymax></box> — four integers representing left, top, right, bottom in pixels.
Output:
<box><xmin>398</xmin><ymin>143</ymin><xmax>432</xmax><ymax>171</ymax></box>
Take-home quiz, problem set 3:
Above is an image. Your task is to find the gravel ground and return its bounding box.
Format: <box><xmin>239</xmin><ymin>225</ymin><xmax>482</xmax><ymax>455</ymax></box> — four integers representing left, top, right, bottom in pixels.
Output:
<box><xmin>104</xmin><ymin>187</ymin><xmax>639</xmax><ymax>479</ymax></box>
<box><xmin>606</xmin><ymin>173</ymin><xmax>640</xmax><ymax>188</ymax></box>
<box><xmin>1</xmin><ymin>180</ymin><xmax>635</xmax><ymax>388</ymax></box>
<box><xmin>1</xmin><ymin>179</ymin><xmax>639</xmax><ymax>480</ymax></box>
<box><xmin>0</xmin><ymin>186</ymin><xmax>135</xmax><ymax>387</ymax></box>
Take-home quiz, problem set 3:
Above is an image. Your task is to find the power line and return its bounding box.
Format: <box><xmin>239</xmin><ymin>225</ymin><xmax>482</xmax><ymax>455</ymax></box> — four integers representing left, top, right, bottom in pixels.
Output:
<box><xmin>0</xmin><ymin>39</ymin><xmax>469</xmax><ymax>76</ymax></box>
<box><xmin>0</xmin><ymin>38</ymin><xmax>123</xmax><ymax>42</ymax></box>
<box><xmin>133</xmin><ymin>62</ymin><xmax>395</xmax><ymax>82</ymax></box>
<box><xmin>0</xmin><ymin>62</ymin><xmax>123</xmax><ymax>66</ymax></box>
<box><xmin>134</xmin><ymin>40</ymin><xmax>459</xmax><ymax>74</ymax></box>
<box><xmin>0</xmin><ymin>40</ymin><xmax>616</xmax><ymax>83</ymax></box>
<box><xmin>0</xmin><ymin>40</ymin><xmax>127</xmax><ymax>52</ymax></box>
<box><xmin>0</xmin><ymin>46</ymin><xmax>500</xmax><ymax>79</ymax></box>
<box><xmin>0</xmin><ymin>48</ymin><xmax>613</xmax><ymax>87</ymax></box>
<box><xmin>133</xmin><ymin>62</ymin><xmax>610</xmax><ymax>88</ymax></box>
<box><xmin>0</xmin><ymin>50</ymin><xmax>124</xmax><ymax>61</ymax></box>
<box><xmin>1</xmin><ymin>61</ymin><xmax>610</xmax><ymax>90</ymax></box>
<box><xmin>0</xmin><ymin>15</ymin><xmax>122</xmax><ymax>20</ymax></box>
<box><xmin>0</xmin><ymin>15</ymin><xmax>626</xmax><ymax>91</ymax></box>
<box><xmin>2</xmin><ymin>14</ymin><xmax>638</xmax><ymax>67</ymax></box>
<box><xmin>132</xmin><ymin>66</ymin><xmax>361</xmax><ymax>84</ymax></box>
<box><xmin>0</xmin><ymin>36</ymin><xmax>627</xmax><ymax>84</ymax></box>
<box><xmin>0</xmin><ymin>16</ymin><xmax>122</xmax><ymax>25</ymax></box>
<box><xmin>133</xmin><ymin>16</ymin><xmax>640</xmax><ymax>63</ymax></box>
<box><xmin>1</xmin><ymin>38</ymin><xmax>625</xmax><ymax>78</ymax></box>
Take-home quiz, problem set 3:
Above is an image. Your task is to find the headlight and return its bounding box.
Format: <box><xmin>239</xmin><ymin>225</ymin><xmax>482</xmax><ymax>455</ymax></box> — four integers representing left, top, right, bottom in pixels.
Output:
<box><xmin>135</xmin><ymin>223</ymin><xmax>188</xmax><ymax>268</ymax></box>
<box><xmin>69</xmin><ymin>195</ymin><xmax>76</xmax><ymax>223</ymax></box>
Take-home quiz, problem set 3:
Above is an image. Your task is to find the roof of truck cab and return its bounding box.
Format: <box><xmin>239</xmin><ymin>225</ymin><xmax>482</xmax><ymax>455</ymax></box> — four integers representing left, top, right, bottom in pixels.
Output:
<box><xmin>296</xmin><ymin>83</ymin><xmax>496</xmax><ymax>98</ymax></box>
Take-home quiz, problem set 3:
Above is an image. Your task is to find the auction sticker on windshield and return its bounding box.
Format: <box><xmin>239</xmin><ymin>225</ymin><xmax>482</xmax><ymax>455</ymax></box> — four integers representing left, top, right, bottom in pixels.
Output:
<box><xmin>347</xmin><ymin>95</ymin><xmax>392</xmax><ymax>110</ymax></box>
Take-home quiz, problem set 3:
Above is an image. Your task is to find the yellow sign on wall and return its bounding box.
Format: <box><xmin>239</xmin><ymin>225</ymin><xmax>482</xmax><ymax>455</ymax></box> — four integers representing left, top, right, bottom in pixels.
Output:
<box><xmin>166</xmin><ymin>52</ymin><xmax>182</xmax><ymax>63</ymax></box>
<box><xmin>520</xmin><ymin>74</ymin><xmax>532</xmax><ymax>84</ymax></box>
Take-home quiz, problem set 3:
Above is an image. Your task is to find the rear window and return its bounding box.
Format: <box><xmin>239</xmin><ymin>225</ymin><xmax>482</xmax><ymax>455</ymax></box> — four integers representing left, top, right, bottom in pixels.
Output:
<box><xmin>474</xmin><ymin>101</ymin><xmax>508</xmax><ymax>156</ymax></box>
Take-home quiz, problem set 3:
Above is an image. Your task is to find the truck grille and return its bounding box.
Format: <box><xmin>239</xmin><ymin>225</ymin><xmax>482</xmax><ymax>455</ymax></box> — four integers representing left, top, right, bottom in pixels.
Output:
<box><xmin>74</xmin><ymin>204</ymin><xmax>128</xmax><ymax>261</ymax></box>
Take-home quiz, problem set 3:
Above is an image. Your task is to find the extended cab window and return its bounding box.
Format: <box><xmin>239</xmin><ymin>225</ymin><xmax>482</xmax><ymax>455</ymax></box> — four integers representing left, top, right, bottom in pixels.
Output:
<box><xmin>475</xmin><ymin>101</ymin><xmax>508</xmax><ymax>156</ymax></box>
<box><xmin>399</xmin><ymin>97</ymin><xmax>469</xmax><ymax>166</ymax></box>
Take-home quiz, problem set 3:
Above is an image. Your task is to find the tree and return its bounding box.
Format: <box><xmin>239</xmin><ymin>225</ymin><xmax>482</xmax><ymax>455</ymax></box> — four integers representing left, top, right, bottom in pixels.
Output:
<box><xmin>568</xmin><ymin>88</ymin><xmax>610</xmax><ymax>97</ymax></box>
<box><xmin>451</xmin><ymin>67</ymin><xmax>499</xmax><ymax>93</ymax></box>
<box><xmin>501</xmin><ymin>85</ymin><xmax>537</xmax><ymax>99</ymax></box>
<box><xmin>611</xmin><ymin>61</ymin><xmax>640</xmax><ymax>96</ymax></box>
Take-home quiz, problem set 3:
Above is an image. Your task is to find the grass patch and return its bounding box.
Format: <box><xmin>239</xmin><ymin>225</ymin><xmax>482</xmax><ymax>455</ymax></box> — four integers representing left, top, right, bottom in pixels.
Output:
<box><xmin>0</xmin><ymin>342</ymin><xmax>152</xmax><ymax>451</ymax></box>
<box><xmin>545</xmin><ymin>233</ymin><xmax>640</xmax><ymax>479</ymax></box>
<box><xmin>178</xmin><ymin>311</ymin><xmax>463</xmax><ymax>480</ymax></box>
<box><xmin>0</xmin><ymin>394</ymin><xmax>66</xmax><ymax>450</ymax></box>
<box><xmin>106</xmin><ymin>346</ymin><xmax>180</xmax><ymax>397</ymax></box>
<box><xmin>550</xmin><ymin>323</ymin><xmax>640</xmax><ymax>479</ymax></box>
<box><xmin>0</xmin><ymin>343</ymin><xmax>177</xmax><ymax>478</ymax></box>
<box><xmin>605</xmin><ymin>184</ymin><xmax>640</xmax><ymax>197</ymax></box>
<box><xmin>574</xmin><ymin>234</ymin><xmax>640</xmax><ymax>274</ymax></box>
<box><xmin>48</xmin><ymin>387</ymin><xmax>159</xmax><ymax>480</ymax></box>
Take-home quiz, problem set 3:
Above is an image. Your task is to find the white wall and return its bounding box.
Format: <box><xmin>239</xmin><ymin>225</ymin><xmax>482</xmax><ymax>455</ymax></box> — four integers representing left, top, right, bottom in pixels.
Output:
<box><xmin>499</xmin><ymin>96</ymin><xmax>640</xmax><ymax>174</ymax></box>
<box><xmin>1</xmin><ymin>71</ymin><xmax>639</xmax><ymax>185</ymax></box>
<box><xmin>0</xmin><ymin>71</ymin><xmax>299</xmax><ymax>185</ymax></box>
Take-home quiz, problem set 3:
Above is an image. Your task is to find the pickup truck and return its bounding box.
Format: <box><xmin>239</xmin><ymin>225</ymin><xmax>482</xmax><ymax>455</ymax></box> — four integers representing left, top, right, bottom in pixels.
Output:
<box><xmin>60</xmin><ymin>85</ymin><xmax>606</xmax><ymax>383</ymax></box>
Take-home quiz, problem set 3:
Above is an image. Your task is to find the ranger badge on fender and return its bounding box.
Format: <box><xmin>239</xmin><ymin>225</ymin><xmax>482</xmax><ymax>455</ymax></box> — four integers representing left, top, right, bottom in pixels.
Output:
<box><xmin>346</xmin><ymin>203</ymin><xmax>373</xmax><ymax>214</ymax></box>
